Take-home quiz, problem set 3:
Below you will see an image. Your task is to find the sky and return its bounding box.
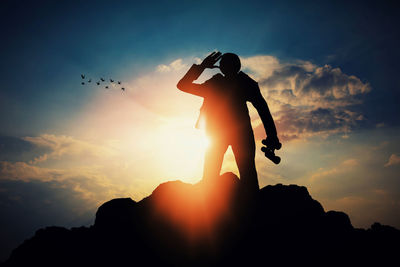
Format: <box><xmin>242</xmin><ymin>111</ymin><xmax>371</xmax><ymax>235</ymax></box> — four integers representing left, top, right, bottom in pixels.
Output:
<box><xmin>1</xmin><ymin>0</ymin><xmax>400</xmax><ymax>261</ymax></box>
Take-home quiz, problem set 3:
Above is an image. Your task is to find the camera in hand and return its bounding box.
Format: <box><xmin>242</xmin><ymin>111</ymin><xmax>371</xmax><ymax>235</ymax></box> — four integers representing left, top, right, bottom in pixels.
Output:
<box><xmin>261</xmin><ymin>138</ymin><xmax>282</xmax><ymax>164</ymax></box>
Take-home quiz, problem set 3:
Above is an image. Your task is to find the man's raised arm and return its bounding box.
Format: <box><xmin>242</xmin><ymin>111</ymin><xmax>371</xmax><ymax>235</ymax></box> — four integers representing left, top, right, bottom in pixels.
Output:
<box><xmin>177</xmin><ymin>64</ymin><xmax>206</xmax><ymax>97</ymax></box>
<box><xmin>177</xmin><ymin>51</ymin><xmax>222</xmax><ymax>97</ymax></box>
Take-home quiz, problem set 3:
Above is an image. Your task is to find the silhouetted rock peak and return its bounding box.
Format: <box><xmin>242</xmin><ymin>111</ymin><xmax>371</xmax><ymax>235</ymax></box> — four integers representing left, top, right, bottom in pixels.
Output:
<box><xmin>5</xmin><ymin>172</ymin><xmax>399</xmax><ymax>266</ymax></box>
<box><xmin>95</xmin><ymin>198</ymin><xmax>137</xmax><ymax>229</ymax></box>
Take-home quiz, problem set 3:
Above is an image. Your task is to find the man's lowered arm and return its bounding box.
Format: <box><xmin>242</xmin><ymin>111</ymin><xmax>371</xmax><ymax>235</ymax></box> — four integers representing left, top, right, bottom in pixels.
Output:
<box><xmin>252</xmin><ymin>87</ymin><xmax>279</xmax><ymax>142</ymax></box>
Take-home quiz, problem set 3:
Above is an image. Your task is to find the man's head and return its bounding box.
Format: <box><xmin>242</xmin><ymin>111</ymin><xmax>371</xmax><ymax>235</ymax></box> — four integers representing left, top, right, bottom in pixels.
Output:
<box><xmin>219</xmin><ymin>53</ymin><xmax>241</xmax><ymax>77</ymax></box>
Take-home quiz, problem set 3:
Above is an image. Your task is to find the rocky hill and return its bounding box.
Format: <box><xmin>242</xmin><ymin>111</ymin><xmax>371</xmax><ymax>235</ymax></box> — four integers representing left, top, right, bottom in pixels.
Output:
<box><xmin>4</xmin><ymin>172</ymin><xmax>399</xmax><ymax>266</ymax></box>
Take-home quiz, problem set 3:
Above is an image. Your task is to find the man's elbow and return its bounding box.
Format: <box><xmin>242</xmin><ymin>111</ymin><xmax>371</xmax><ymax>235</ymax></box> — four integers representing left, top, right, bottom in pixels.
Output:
<box><xmin>177</xmin><ymin>79</ymin><xmax>185</xmax><ymax>91</ymax></box>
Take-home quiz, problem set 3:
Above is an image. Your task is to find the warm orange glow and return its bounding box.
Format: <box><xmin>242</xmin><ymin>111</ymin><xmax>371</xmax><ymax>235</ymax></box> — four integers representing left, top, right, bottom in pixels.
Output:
<box><xmin>151</xmin><ymin>175</ymin><xmax>238</xmax><ymax>242</ymax></box>
<box><xmin>155</xmin><ymin>120</ymin><xmax>210</xmax><ymax>178</ymax></box>
<box><xmin>67</xmin><ymin>67</ymin><xmax>240</xmax><ymax>200</ymax></box>
<box><xmin>74</xmin><ymin>86</ymin><xmax>211</xmax><ymax>185</ymax></box>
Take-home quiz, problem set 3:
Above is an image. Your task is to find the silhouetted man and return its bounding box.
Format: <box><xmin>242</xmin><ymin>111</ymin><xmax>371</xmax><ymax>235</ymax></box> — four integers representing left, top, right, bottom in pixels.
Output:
<box><xmin>177</xmin><ymin>52</ymin><xmax>279</xmax><ymax>192</ymax></box>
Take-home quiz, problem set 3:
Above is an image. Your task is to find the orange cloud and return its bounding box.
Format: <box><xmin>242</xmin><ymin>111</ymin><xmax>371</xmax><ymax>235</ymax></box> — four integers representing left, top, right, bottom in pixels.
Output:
<box><xmin>23</xmin><ymin>134</ymin><xmax>117</xmax><ymax>164</ymax></box>
<box><xmin>384</xmin><ymin>154</ymin><xmax>400</xmax><ymax>167</ymax></box>
<box><xmin>309</xmin><ymin>158</ymin><xmax>359</xmax><ymax>182</ymax></box>
<box><xmin>0</xmin><ymin>159</ymin><xmax>134</xmax><ymax>205</ymax></box>
<box><xmin>0</xmin><ymin>161</ymin><xmax>64</xmax><ymax>182</ymax></box>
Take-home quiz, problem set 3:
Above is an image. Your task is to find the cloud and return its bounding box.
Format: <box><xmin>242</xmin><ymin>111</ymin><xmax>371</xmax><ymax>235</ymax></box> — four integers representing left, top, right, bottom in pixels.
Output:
<box><xmin>0</xmin><ymin>160</ymin><xmax>129</xmax><ymax>202</ymax></box>
<box><xmin>263</xmin><ymin>105</ymin><xmax>364</xmax><ymax>141</ymax></box>
<box><xmin>0</xmin><ymin>134</ymin><xmax>138</xmax><ymax>205</ymax></box>
<box><xmin>156</xmin><ymin>59</ymin><xmax>186</xmax><ymax>73</ymax></box>
<box><xmin>0</xmin><ymin>161</ymin><xmax>64</xmax><ymax>182</ymax></box>
<box><xmin>22</xmin><ymin>134</ymin><xmax>117</xmax><ymax>164</ymax></box>
<box><xmin>1</xmin><ymin>132</ymin><xmax>181</xmax><ymax>205</ymax></box>
<box><xmin>137</xmin><ymin>54</ymin><xmax>371</xmax><ymax>142</ymax></box>
<box><xmin>242</xmin><ymin>57</ymin><xmax>371</xmax><ymax>141</ymax></box>
<box><xmin>384</xmin><ymin>154</ymin><xmax>400</xmax><ymax>167</ymax></box>
<box><xmin>241</xmin><ymin>55</ymin><xmax>282</xmax><ymax>79</ymax></box>
<box><xmin>310</xmin><ymin>158</ymin><xmax>359</xmax><ymax>182</ymax></box>
<box><xmin>0</xmin><ymin>135</ymin><xmax>130</xmax><ymax>259</ymax></box>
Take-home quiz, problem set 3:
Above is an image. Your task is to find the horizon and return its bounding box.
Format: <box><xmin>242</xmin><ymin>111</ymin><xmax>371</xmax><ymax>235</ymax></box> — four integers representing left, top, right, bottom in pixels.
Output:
<box><xmin>1</xmin><ymin>0</ymin><xmax>400</xmax><ymax>261</ymax></box>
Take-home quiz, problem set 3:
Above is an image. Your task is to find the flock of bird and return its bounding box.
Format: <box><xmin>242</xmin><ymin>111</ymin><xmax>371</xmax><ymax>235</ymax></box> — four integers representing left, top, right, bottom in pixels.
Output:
<box><xmin>81</xmin><ymin>74</ymin><xmax>125</xmax><ymax>91</ymax></box>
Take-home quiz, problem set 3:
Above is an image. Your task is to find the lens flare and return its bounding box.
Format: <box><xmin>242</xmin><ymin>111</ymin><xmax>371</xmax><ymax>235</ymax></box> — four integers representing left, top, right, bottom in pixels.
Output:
<box><xmin>150</xmin><ymin>173</ymin><xmax>238</xmax><ymax>242</ymax></box>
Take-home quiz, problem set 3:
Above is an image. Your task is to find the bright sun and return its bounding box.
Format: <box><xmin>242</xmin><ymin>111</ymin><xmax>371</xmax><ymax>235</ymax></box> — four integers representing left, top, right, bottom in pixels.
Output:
<box><xmin>153</xmin><ymin>118</ymin><xmax>210</xmax><ymax>182</ymax></box>
<box><xmin>78</xmin><ymin>72</ymin><xmax>215</xmax><ymax>186</ymax></box>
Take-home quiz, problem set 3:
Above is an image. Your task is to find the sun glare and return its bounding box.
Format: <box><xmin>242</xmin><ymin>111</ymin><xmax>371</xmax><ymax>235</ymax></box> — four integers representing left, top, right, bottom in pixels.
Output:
<box><xmin>154</xmin><ymin>119</ymin><xmax>210</xmax><ymax>182</ymax></box>
<box><xmin>151</xmin><ymin>172</ymin><xmax>238</xmax><ymax>242</ymax></box>
<box><xmin>75</xmin><ymin>69</ymin><xmax>214</xmax><ymax>190</ymax></box>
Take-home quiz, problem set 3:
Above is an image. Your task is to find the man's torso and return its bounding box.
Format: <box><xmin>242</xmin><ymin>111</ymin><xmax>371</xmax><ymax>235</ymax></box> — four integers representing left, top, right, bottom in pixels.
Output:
<box><xmin>200</xmin><ymin>72</ymin><xmax>259</xmax><ymax>138</ymax></box>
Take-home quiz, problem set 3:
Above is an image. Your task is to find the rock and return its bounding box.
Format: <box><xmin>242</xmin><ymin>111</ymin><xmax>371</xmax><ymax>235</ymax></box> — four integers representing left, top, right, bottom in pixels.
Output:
<box><xmin>4</xmin><ymin>172</ymin><xmax>400</xmax><ymax>266</ymax></box>
<box><xmin>324</xmin><ymin>210</ymin><xmax>353</xmax><ymax>232</ymax></box>
<box><xmin>94</xmin><ymin>198</ymin><xmax>137</xmax><ymax>230</ymax></box>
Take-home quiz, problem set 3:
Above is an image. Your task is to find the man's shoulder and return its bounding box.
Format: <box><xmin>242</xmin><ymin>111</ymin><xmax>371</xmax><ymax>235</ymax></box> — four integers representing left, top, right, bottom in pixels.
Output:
<box><xmin>238</xmin><ymin>71</ymin><xmax>257</xmax><ymax>84</ymax></box>
<box><xmin>204</xmin><ymin>73</ymin><xmax>224</xmax><ymax>84</ymax></box>
<box><xmin>210</xmin><ymin>73</ymin><xmax>224</xmax><ymax>80</ymax></box>
<box><xmin>238</xmin><ymin>71</ymin><xmax>259</xmax><ymax>92</ymax></box>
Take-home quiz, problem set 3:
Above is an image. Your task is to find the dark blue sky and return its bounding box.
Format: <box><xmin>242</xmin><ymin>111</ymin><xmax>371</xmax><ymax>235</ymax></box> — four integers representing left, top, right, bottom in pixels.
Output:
<box><xmin>1</xmin><ymin>0</ymin><xmax>400</xmax><ymax>262</ymax></box>
<box><xmin>1</xmin><ymin>0</ymin><xmax>399</xmax><ymax>136</ymax></box>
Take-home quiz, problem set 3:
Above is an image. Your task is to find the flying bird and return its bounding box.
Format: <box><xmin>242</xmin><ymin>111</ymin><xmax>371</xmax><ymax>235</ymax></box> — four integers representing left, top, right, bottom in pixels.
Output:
<box><xmin>110</xmin><ymin>79</ymin><xmax>114</xmax><ymax>82</ymax></box>
<box><xmin>100</xmin><ymin>78</ymin><xmax>105</xmax><ymax>82</ymax></box>
<box><xmin>81</xmin><ymin>74</ymin><xmax>85</xmax><ymax>79</ymax></box>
